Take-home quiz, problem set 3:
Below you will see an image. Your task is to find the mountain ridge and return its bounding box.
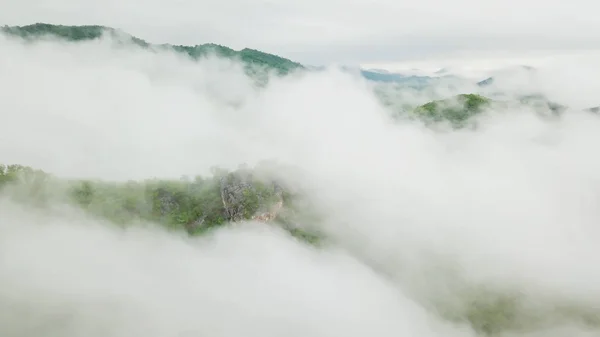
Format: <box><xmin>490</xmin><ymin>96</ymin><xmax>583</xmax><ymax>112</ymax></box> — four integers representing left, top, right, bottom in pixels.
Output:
<box><xmin>1</xmin><ymin>23</ymin><xmax>304</xmax><ymax>76</ymax></box>
<box><xmin>5</xmin><ymin>23</ymin><xmax>596</xmax><ymax>124</ymax></box>
<box><xmin>0</xmin><ymin>23</ymin><xmax>463</xmax><ymax>85</ymax></box>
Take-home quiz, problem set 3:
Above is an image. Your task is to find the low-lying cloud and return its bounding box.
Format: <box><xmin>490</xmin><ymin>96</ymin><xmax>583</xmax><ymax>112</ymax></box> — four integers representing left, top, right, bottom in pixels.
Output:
<box><xmin>1</xmin><ymin>34</ymin><xmax>600</xmax><ymax>337</ymax></box>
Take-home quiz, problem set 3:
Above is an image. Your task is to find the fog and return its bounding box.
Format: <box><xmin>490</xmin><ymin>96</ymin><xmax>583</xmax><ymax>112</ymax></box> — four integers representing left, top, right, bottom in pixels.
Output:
<box><xmin>1</xmin><ymin>34</ymin><xmax>600</xmax><ymax>337</ymax></box>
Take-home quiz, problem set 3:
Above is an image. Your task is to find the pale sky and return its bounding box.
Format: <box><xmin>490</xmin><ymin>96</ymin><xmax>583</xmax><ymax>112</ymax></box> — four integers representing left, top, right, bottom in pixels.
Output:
<box><xmin>2</xmin><ymin>0</ymin><xmax>599</xmax><ymax>65</ymax></box>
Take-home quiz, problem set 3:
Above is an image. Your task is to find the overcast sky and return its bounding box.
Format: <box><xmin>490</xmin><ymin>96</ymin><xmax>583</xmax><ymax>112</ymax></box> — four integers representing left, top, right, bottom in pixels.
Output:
<box><xmin>2</xmin><ymin>0</ymin><xmax>600</xmax><ymax>65</ymax></box>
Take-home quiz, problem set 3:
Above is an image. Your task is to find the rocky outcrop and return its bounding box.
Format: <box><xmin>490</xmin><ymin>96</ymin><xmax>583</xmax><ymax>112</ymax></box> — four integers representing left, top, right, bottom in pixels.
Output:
<box><xmin>220</xmin><ymin>173</ymin><xmax>255</xmax><ymax>222</ymax></box>
<box><xmin>251</xmin><ymin>185</ymin><xmax>284</xmax><ymax>223</ymax></box>
<box><xmin>219</xmin><ymin>169</ymin><xmax>284</xmax><ymax>223</ymax></box>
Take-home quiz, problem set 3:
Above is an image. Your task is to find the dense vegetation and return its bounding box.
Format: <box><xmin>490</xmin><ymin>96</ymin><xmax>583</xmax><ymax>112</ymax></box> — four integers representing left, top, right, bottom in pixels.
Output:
<box><xmin>0</xmin><ymin>163</ymin><xmax>322</xmax><ymax>244</ymax></box>
<box><xmin>405</xmin><ymin>93</ymin><xmax>594</xmax><ymax>128</ymax></box>
<box><xmin>2</xmin><ymin>162</ymin><xmax>600</xmax><ymax>335</ymax></box>
<box><xmin>4</xmin><ymin>23</ymin><xmax>595</xmax><ymax>126</ymax></box>
<box><xmin>413</xmin><ymin>94</ymin><xmax>492</xmax><ymax>127</ymax></box>
<box><xmin>1</xmin><ymin>23</ymin><xmax>304</xmax><ymax>76</ymax></box>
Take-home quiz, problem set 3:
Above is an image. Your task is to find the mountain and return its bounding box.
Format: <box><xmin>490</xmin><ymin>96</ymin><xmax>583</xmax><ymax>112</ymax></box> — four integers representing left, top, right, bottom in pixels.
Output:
<box><xmin>0</xmin><ymin>162</ymin><xmax>322</xmax><ymax>244</ymax></box>
<box><xmin>3</xmin><ymin>23</ymin><xmax>596</xmax><ymax>127</ymax></box>
<box><xmin>477</xmin><ymin>77</ymin><xmax>494</xmax><ymax>87</ymax></box>
<box><xmin>3</xmin><ymin>160</ymin><xmax>600</xmax><ymax>335</ymax></box>
<box><xmin>407</xmin><ymin>93</ymin><xmax>597</xmax><ymax>128</ymax></box>
<box><xmin>360</xmin><ymin>69</ymin><xmax>419</xmax><ymax>82</ymax></box>
<box><xmin>1</xmin><ymin>23</ymin><xmax>475</xmax><ymax>88</ymax></box>
<box><xmin>412</xmin><ymin>94</ymin><xmax>492</xmax><ymax>127</ymax></box>
<box><xmin>0</xmin><ymin>24</ymin><xmax>473</xmax><ymax>87</ymax></box>
<box><xmin>477</xmin><ymin>65</ymin><xmax>537</xmax><ymax>87</ymax></box>
<box><xmin>360</xmin><ymin>69</ymin><xmax>433</xmax><ymax>86</ymax></box>
<box><xmin>1</xmin><ymin>23</ymin><xmax>304</xmax><ymax>76</ymax></box>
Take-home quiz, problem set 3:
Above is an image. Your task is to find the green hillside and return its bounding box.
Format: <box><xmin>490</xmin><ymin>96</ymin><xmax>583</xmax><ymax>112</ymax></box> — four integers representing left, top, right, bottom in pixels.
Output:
<box><xmin>4</xmin><ymin>23</ymin><xmax>591</xmax><ymax>123</ymax></box>
<box><xmin>407</xmin><ymin>93</ymin><xmax>595</xmax><ymax>128</ymax></box>
<box><xmin>0</xmin><ymin>163</ymin><xmax>322</xmax><ymax>244</ymax></box>
<box><xmin>2</xmin><ymin>162</ymin><xmax>600</xmax><ymax>335</ymax></box>
<box><xmin>1</xmin><ymin>23</ymin><xmax>304</xmax><ymax>76</ymax></box>
<box><xmin>413</xmin><ymin>94</ymin><xmax>492</xmax><ymax>126</ymax></box>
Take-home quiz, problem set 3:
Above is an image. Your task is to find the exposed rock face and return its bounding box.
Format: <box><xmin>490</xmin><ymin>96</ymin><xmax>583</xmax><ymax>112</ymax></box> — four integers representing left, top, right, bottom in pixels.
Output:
<box><xmin>251</xmin><ymin>199</ymin><xmax>283</xmax><ymax>223</ymax></box>
<box><xmin>220</xmin><ymin>173</ymin><xmax>256</xmax><ymax>222</ymax></box>
<box><xmin>251</xmin><ymin>181</ymin><xmax>284</xmax><ymax>223</ymax></box>
<box><xmin>219</xmin><ymin>169</ymin><xmax>284</xmax><ymax>223</ymax></box>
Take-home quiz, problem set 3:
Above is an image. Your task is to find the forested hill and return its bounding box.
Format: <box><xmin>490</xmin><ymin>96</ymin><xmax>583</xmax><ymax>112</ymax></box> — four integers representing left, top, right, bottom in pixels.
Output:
<box><xmin>4</xmin><ymin>23</ymin><xmax>596</xmax><ymax>128</ymax></box>
<box><xmin>1</xmin><ymin>23</ymin><xmax>304</xmax><ymax>75</ymax></box>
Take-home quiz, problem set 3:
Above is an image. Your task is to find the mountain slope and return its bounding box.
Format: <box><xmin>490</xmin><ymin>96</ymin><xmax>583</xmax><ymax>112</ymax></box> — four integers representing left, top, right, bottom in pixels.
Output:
<box><xmin>4</xmin><ymin>23</ymin><xmax>596</xmax><ymax>127</ymax></box>
<box><xmin>3</xmin><ymin>161</ymin><xmax>600</xmax><ymax>335</ymax></box>
<box><xmin>0</xmin><ymin>163</ymin><xmax>322</xmax><ymax>243</ymax></box>
<box><xmin>1</xmin><ymin>23</ymin><xmax>304</xmax><ymax>76</ymax></box>
<box><xmin>413</xmin><ymin>94</ymin><xmax>492</xmax><ymax>127</ymax></box>
<box><xmin>409</xmin><ymin>94</ymin><xmax>594</xmax><ymax>127</ymax></box>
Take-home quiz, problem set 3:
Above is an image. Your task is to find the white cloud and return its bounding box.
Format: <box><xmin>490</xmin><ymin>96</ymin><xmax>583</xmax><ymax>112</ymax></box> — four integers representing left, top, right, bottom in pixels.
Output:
<box><xmin>1</xmin><ymin>32</ymin><xmax>600</xmax><ymax>336</ymax></box>
<box><xmin>1</xmin><ymin>0</ymin><xmax>599</xmax><ymax>64</ymax></box>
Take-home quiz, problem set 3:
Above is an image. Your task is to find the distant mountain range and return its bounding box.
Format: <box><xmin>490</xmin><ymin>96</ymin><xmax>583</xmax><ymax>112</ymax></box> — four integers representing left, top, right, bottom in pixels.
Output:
<box><xmin>1</xmin><ymin>23</ymin><xmax>474</xmax><ymax>86</ymax></box>
<box><xmin>1</xmin><ymin>23</ymin><xmax>304</xmax><ymax>76</ymax></box>
<box><xmin>6</xmin><ymin>23</ymin><xmax>595</xmax><ymax>124</ymax></box>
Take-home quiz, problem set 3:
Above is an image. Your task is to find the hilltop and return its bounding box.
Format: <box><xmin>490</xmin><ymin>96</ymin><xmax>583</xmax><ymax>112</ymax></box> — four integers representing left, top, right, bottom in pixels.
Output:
<box><xmin>0</xmin><ymin>23</ymin><xmax>462</xmax><ymax>87</ymax></box>
<box><xmin>3</xmin><ymin>23</ymin><xmax>597</xmax><ymax>129</ymax></box>
<box><xmin>0</xmin><ymin>162</ymin><xmax>322</xmax><ymax>244</ymax></box>
<box><xmin>3</xmin><ymin>160</ymin><xmax>600</xmax><ymax>335</ymax></box>
<box><xmin>1</xmin><ymin>23</ymin><xmax>304</xmax><ymax>76</ymax></box>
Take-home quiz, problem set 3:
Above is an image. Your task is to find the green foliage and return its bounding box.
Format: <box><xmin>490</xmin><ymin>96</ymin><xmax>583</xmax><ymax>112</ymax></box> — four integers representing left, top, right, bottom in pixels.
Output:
<box><xmin>456</xmin><ymin>288</ymin><xmax>600</xmax><ymax>335</ymax></box>
<box><xmin>0</xmin><ymin>164</ymin><xmax>53</xmax><ymax>204</ymax></box>
<box><xmin>2</xmin><ymin>23</ymin><xmax>106</xmax><ymax>41</ymax></box>
<box><xmin>409</xmin><ymin>92</ymin><xmax>595</xmax><ymax>128</ymax></box>
<box><xmin>3</xmin><ymin>164</ymin><xmax>600</xmax><ymax>334</ymax></box>
<box><xmin>239</xmin><ymin>48</ymin><xmax>303</xmax><ymax>75</ymax></box>
<box><xmin>413</xmin><ymin>94</ymin><xmax>492</xmax><ymax>127</ymax></box>
<box><xmin>1</xmin><ymin>23</ymin><xmax>303</xmax><ymax>77</ymax></box>
<box><xmin>0</xmin><ymin>163</ymin><xmax>323</xmax><ymax>243</ymax></box>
